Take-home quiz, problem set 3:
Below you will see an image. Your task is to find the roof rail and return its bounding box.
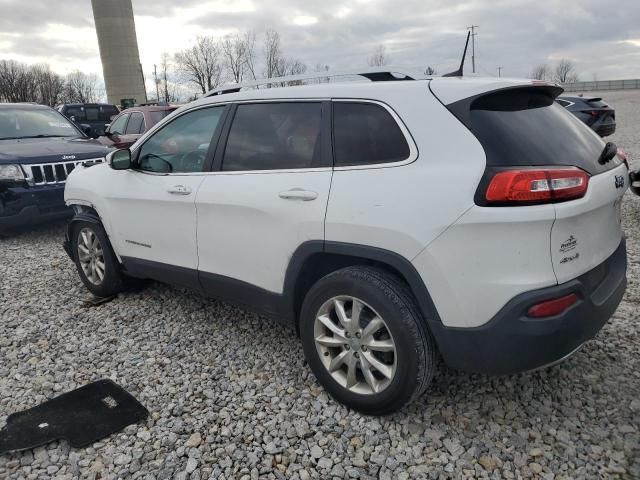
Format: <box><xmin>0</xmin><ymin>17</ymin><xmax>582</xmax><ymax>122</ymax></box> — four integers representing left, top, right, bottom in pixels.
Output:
<box><xmin>205</xmin><ymin>67</ymin><xmax>419</xmax><ymax>97</ymax></box>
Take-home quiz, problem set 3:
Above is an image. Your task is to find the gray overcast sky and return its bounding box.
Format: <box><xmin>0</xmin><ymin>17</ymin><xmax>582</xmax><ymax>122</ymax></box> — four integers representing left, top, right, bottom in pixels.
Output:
<box><xmin>0</xmin><ymin>0</ymin><xmax>639</xmax><ymax>84</ymax></box>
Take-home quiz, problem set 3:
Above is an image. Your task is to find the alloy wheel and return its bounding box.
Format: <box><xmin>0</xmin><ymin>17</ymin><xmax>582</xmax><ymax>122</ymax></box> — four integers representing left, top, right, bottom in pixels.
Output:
<box><xmin>77</xmin><ymin>228</ymin><xmax>106</xmax><ymax>286</ymax></box>
<box><xmin>314</xmin><ymin>296</ymin><xmax>397</xmax><ymax>395</ymax></box>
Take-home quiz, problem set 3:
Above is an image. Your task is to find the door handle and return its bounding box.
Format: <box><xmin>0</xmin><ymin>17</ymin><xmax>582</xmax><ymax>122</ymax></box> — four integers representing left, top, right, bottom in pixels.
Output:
<box><xmin>278</xmin><ymin>189</ymin><xmax>318</xmax><ymax>201</ymax></box>
<box><xmin>168</xmin><ymin>185</ymin><xmax>192</xmax><ymax>195</ymax></box>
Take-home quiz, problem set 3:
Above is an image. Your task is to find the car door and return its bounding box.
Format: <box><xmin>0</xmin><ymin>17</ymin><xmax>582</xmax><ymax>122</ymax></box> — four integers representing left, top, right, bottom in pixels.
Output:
<box><xmin>106</xmin><ymin>113</ymin><xmax>129</xmax><ymax>147</ymax></box>
<box><xmin>196</xmin><ymin>101</ymin><xmax>332</xmax><ymax>299</ymax></box>
<box><xmin>103</xmin><ymin>105</ymin><xmax>229</xmax><ymax>289</ymax></box>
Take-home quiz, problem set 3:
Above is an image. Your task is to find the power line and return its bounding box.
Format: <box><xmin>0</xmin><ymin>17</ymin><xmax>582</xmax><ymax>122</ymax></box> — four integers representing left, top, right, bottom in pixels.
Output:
<box><xmin>467</xmin><ymin>25</ymin><xmax>479</xmax><ymax>73</ymax></box>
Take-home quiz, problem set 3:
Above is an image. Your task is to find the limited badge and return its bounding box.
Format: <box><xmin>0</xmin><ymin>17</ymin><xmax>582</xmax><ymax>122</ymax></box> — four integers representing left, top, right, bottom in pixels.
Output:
<box><xmin>560</xmin><ymin>235</ymin><xmax>578</xmax><ymax>253</ymax></box>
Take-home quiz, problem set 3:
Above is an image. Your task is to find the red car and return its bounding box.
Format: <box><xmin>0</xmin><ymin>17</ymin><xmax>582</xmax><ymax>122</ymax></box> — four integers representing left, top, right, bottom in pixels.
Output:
<box><xmin>97</xmin><ymin>105</ymin><xmax>178</xmax><ymax>149</ymax></box>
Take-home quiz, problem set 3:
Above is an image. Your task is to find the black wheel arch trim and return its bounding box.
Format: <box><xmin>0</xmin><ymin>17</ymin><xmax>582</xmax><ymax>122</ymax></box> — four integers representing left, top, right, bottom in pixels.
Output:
<box><xmin>283</xmin><ymin>240</ymin><xmax>445</xmax><ymax>335</ymax></box>
<box><xmin>63</xmin><ymin>208</ymin><xmax>103</xmax><ymax>261</ymax></box>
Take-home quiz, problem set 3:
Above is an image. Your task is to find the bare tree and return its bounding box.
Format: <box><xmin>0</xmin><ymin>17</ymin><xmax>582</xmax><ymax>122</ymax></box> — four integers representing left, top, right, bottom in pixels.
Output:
<box><xmin>32</xmin><ymin>64</ymin><xmax>65</xmax><ymax>106</ymax></box>
<box><xmin>263</xmin><ymin>30</ymin><xmax>284</xmax><ymax>79</ymax></box>
<box><xmin>368</xmin><ymin>45</ymin><xmax>389</xmax><ymax>67</ymax></box>
<box><xmin>63</xmin><ymin>71</ymin><xmax>100</xmax><ymax>103</ymax></box>
<box><xmin>554</xmin><ymin>59</ymin><xmax>579</xmax><ymax>84</ymax></box>
<box><xmin>175</xmin><ymin>36</ymin><xmax>224</xmax><ymax>94</ymax></box>
<box><xmin>160</xmin><ymin>52</ymin><xmax>171</xmax><ymax>102</ymax></box>
<box><xmin>424</xmin><ymin>66</ymin><xmax>438</xmax><ymax>76</ymax></box>
<box><xmin>531</xmin><ymin>63</ymin><xmax>552</xmax><ymax>81</ymax></box>
<box><xmin>0</xmin><ymin>60</ymin><xmax>39</xmax><ymax>103</ymax></box>
<box><xmin>222</xmin><ymin>33</ymin><xmax>251</xmax><ymax>83</ymax></box>
<box><xmin>243</xmin><ymin>31</ymin><xmax>257</xmax><ymax>81</ymax></box>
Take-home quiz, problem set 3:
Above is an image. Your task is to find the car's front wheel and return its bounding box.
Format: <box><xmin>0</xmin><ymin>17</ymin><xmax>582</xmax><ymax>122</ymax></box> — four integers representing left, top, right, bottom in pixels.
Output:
<box><xmin>72</xmin><ymin>221</ymin><xmax>123</xmax><ymax>298</ymax></box>
<box><xmin>300</xmin><ymin>266</ymin><xmax>437</xmax><ymax>415</ymax></box>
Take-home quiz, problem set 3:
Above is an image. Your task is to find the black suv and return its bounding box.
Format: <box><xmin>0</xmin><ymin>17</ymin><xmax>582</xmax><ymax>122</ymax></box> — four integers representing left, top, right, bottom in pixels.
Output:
<box><xmin>57</xmin><ymin>103</ymin><xmax>120</xmax><ymax>138</ymax></box>
<box><xmin>0</xmin><ymin>103</ymin><xmax>112</xmax><ymax>231</ymax></box>
<box><xmin>556</xmin><ymin>95</ymin><xmax>616</xmax><ymax>137</ymax></box>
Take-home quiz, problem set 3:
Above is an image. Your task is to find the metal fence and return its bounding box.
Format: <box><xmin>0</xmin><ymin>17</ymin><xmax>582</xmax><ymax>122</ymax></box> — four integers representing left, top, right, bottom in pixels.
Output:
<box><xmin>562</xmin><ymin>79</ymin><xmax>640</xmax><ymax>92</ymax></box>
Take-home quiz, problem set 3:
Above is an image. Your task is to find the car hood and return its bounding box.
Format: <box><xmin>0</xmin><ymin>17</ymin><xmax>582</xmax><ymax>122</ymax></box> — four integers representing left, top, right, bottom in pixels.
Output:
<box><xmin>0</xmin><ymin>137</ymin><xmax>112</xmax><ymax>165</ymax></box>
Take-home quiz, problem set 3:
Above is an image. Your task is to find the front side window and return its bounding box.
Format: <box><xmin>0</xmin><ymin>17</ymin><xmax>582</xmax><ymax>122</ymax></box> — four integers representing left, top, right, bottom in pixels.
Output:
<box><xmin>125</xmin><ymin>112</ymin><xmax>145</xmax><ymax>134</ymax></box>
<box><xmin>223</xmin><ymin>102</ymin><xmax>323</xmax><ymax>171</ymax></box>
<box><xmin>137</xmin><ymin>106</ymin><xmax>224</xmax><ymax>173</ymax></box>
<box><xmin>109</xmin><ymin>114</ymin><xmax>129</xmax><ymax>135</ymax></box>
<box><xmin>333</xmin><ymin>102</ymin><xmax>410</xmax><ymax>167</ymax></box>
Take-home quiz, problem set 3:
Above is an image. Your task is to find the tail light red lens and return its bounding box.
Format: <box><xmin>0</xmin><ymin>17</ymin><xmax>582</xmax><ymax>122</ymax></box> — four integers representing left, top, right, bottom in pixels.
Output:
<box><xmin>485</xmin><ymin>167</ymin><xmax>589</xmax><ymax>205</ymax></box>
<box><xmin>528</xmin><ymin>293</ymin><xmax>579</xmax><ymax>318</ymax></box>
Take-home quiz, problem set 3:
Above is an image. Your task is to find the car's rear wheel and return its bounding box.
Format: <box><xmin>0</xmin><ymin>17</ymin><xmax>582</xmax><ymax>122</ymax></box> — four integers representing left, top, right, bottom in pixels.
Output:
<box><xmin>300</xmin><ymin>266</ymin><xmax>437</xmax><ymax>415</ymax></box>
<box><xmin>72</xmin><ymin>221</ymin><xmax>123</xmax><ymax>298</ymax></box>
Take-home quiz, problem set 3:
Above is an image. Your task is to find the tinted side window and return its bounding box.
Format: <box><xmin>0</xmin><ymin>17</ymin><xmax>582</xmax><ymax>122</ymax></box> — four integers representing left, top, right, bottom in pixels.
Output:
<box><xmin>333</xmin><ymin>103</ymin><xmax>410</xmax><ymax>167</ymax></box>
<box><xmin>126</xmin><ymin>112</ymin><xmax>145</xmax><ymax>134</ymax></box>
<box><xmin>137</xmin><ymin>106</ymin><xmax>224</xmax><ymax>173</ymax></box>
<box><xmin>85</xmin><ymin>107</ymin><xmax>99</xmax><ymax>121</ymax></box>
<box><xmin>223</xmin><ymin>103</ymin><xmax>322</xmax><ymax>171</ymax></box>
<box><xmin>65</xmin><ymin>106</ymin><xmax>85</xmax><ymax>121</ymax></box>
<box><xmin>109</xmin><ymin>114</ymin><xmax>129</xmax><ymax>135</ymax></box>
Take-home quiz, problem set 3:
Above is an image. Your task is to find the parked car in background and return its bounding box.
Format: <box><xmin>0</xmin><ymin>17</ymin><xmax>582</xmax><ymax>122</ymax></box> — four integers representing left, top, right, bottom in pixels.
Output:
<box><xmin>64</xmin><ymin>71</ymin><xmax>632</xmax><ymax>414</ymax></box>
<box><xmin>96</xmin><ymin>104</ymin><xmax>178</xmax><ymax>149</ymax></box>
<box><xmin>57</xmin><ymin>103</ymin><xmax>120</xmax><ymax>138</ymax></box>
<box><xmin>557</xmin><ymin>95</ymin><xmax>616</xmax><ymax>137</ymax></box>
<box><xmin>0</xmin><ymin>103</ymin><xmax>112</xmax><ymax>231</ymax></box>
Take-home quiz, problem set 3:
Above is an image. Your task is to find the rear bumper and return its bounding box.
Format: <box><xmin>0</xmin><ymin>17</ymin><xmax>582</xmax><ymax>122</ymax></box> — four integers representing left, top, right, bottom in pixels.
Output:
<box><xmin>436</xmin><ymin>238</ymin><xmax>627</xmax><ymax>375</ymax></box>
<box><xmin>0</xmin><ymin>185</ymin><xmax>71</xmax><ymax>231</ymax></box>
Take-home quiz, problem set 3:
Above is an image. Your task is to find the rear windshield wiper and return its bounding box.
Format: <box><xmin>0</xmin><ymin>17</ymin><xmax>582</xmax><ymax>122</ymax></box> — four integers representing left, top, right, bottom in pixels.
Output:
<box><xmin>598</xmin><ymin>142</ymin><xmax>618</xmax><ymax>165</ymax></box>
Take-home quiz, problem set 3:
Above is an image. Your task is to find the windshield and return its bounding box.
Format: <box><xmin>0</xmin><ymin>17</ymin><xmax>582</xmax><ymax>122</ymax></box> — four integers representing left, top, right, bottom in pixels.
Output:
<box><xmin>0</xmin><ymin>107</ymin><xmax>80</xmax><ymax>140</ymax></box>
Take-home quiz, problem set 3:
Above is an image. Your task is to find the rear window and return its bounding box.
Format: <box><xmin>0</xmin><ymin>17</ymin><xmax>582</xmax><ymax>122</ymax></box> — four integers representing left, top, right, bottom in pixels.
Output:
<box><xmin>149</xmin><ymin>109</ymin><xmax>175</xmax><ymax>125</ymax></box>
<box><xmin>333</xmin><ymin>102</ymin><xmax>410</xmax><ymax>167</ymax></box>
<box><xmin>85</xmin><ymin>107</ymin><xmax>99</xmax><ymax>121</ymax></box>
<box><xmin>223</xmin><ymin>103</ymin><xmax>323</xmax><ymax>171</ymax></box>
<box><xmin>458</xmin><ymin>88</ymin><xmax>616</xmax><ymax>175</ymax></box>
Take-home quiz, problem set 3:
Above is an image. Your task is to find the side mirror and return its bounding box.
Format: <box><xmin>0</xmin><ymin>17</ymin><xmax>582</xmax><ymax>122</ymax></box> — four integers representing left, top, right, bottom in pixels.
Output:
<box><xmin>107</xmin><ymin>149</ymin><xmax>132</xmax><ymax>170</ymax></box>
<box><xmin>80</xmin><ymin>124</ymin><xmax>92</xmax><ymax>136</ymax></box>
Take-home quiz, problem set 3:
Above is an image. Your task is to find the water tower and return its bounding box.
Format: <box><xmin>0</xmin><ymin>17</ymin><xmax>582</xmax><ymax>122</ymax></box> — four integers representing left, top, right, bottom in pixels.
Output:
<box><xmin>91</xmin><ymin>0</ymin><xmax>147</xmax><ymax>107</ymax></box>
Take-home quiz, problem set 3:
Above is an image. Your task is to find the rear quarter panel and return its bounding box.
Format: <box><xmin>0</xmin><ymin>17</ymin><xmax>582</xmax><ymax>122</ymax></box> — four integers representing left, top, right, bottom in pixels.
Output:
<box><xmin>325</xmin><ymin>82</ymin><xmax>486</xmax><ymax>261</ymax></box>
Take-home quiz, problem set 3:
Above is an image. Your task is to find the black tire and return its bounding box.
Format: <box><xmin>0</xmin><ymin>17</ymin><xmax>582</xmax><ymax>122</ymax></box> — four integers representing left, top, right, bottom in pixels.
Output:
<box><xmin>72</xmin><ymin>220</ymin><xmax>124</xmax><ymax>298</ymax></box>
<box><xmin>299</xmin><ymin>266</ymin><xmax>437</xmax><ymax>415</ymax></box>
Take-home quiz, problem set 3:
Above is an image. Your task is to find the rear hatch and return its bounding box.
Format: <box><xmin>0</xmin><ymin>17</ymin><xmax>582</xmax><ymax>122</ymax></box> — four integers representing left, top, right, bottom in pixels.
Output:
<box><xmin>433</xmin><ymin>80</ymin><xmax>626</xmax><ymax>283</ymax></box>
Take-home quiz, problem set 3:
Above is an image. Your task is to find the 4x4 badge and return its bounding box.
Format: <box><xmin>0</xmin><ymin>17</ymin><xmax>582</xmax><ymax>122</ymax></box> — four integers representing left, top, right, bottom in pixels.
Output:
<box><xmin>615</xmin><ymin>175</ymin><xmax>625</xmax><ymax>189</ymax></box>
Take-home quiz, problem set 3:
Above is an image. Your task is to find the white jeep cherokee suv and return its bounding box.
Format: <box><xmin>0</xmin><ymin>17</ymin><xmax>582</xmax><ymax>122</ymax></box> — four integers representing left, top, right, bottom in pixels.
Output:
<box><xmin>63</xmin><ymin>71</ymin><xmax>630</xmax><ymax>415</ymax></box>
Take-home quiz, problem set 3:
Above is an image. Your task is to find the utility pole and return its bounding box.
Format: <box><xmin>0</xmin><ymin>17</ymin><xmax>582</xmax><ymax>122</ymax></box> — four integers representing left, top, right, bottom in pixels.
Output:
<box><xmin>497</xmin><ymin>66</ymin><xmax>503</xmax><ymax>78</ymax></box>
<box><xmin>467</xmin><ymin>25</ymin><xmax>479</xmax><ymax>73</ymax></box>
<box><xmin>153</xmin><ymin>64</ymin><xmax>160</xmax><ymax>102</ymax></box>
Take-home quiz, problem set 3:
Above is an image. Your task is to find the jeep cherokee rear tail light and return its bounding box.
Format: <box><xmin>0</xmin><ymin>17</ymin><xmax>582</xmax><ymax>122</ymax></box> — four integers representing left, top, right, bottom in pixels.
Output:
<box><xmin>527</xmin><ymin>293</ymin><xmax>579</xmax><ymax>318</ymax></box>
<box><xmin>485</xmin><ymin>167</ymin><xmax>589</xmax><ymax>205</ymax></box>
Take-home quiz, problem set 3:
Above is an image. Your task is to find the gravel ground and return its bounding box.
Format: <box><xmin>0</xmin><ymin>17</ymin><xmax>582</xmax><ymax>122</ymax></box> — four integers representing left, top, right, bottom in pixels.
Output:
<box><xmin>1</xmin><ymin>91</ymin><xmax>639</xmax><ymax>479</ymax></box>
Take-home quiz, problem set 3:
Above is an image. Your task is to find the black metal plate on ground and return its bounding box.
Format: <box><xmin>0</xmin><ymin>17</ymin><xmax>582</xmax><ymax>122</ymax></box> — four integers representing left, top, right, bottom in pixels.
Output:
<box><xmin>0</xmin><ymin>379</ymin><xmax>148</xmax><ymax>454</ymax></box>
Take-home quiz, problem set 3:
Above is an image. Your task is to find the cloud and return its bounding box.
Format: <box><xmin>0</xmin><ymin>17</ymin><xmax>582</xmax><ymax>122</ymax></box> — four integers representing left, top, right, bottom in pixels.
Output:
<box><xmin>0</xmin><ymin>0</ymin><xmax>638</xmax><ymax>82</ymax></box>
